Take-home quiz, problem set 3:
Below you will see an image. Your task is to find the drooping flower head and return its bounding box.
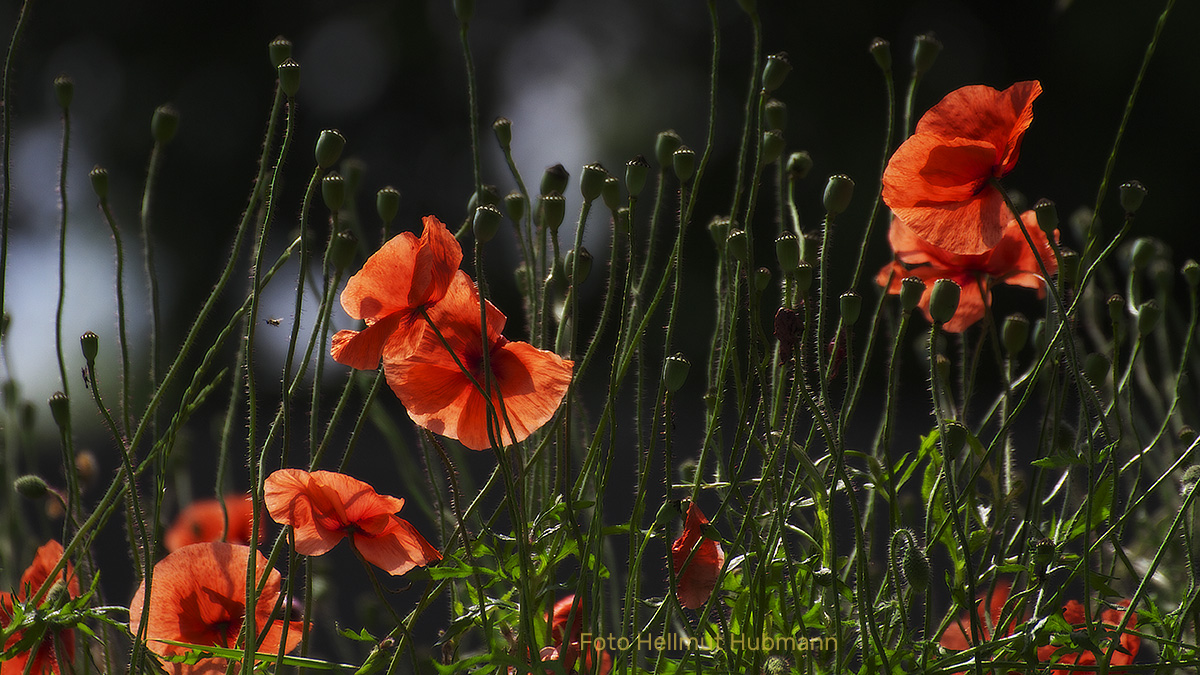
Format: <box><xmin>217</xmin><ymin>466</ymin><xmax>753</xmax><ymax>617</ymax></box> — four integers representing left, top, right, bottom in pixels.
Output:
<box><xmin>127</xmin><ymin>542</ymin><xmax>302</xmax><ymax>675</ymax></box>
<box><xmin>385</xmin><ymin>271</ymin><xmax>575</xmax><ymax>451</ymax></box>
<box><xmin>163</xmin><ymin>495</ymin><xmax>261</xmax><ymax>552</ymax></box>
<box><xmin>671</xmin><ymin>502</ymin><xmax>725</xmax><ymax>610</ymax></box>
<box><xmin>876</xmin><ymin>211</ymin><xmax>1057</xmax><ymax>332</ymax></box>
<box><xmin>331</xmin><ymin>215</ymin><xmax>463</xmax><ymax>369</ymax></box>
<box><xmin>1036</xmin><ymin>600</ymin><xmax>1139</xmax><ymax>675</ymax></box>
<box><xmin>263</xmin><ymin>468</ymin><xmax>441</xmax><ymax>576</ymax></box>
<box><xmin>1</xmin><ymin>541</ymin><xmax>79</xmax><ymax>675</ymax></box>
<box><xmin>883</xmin><ymin>81</ymin><xmax>1042</xmax><ymax>254</ymax></box>
<box><xmin>544</xmin><ymin>595</ymin><xmax>611</xmax><ymax>675</ymax></box>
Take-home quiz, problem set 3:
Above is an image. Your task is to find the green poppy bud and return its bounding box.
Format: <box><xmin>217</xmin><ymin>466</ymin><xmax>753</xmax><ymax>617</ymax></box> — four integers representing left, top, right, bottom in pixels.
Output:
<box><xmin>625</xmin><ymin>155</ymin><xmax>649</xmax><ymax>197</ymax></box>
<box><xmin>1137</xmin><ymin>299</ymin><xmax>1161</xmax><ymax>337</ymax></box>
<box><xmin>764</xmin><ymin>98</ymin><xmax>787</xmax><ymax>131</ymax></box>
<box><xmin>80</xmin><ymin>331</ymin><xmax>99</xmax><ymax>363</ymax></box>
<box><xmin>580</xmin><ymin>163</ymin><xmax>607</xmax><ymax>202</ymax></box>
<box><xmin>54</xmin><ymin>75</ymin><xmax>74</xmax><ymax>110</ymax></box>
<box><xmin>708</xmin><ymin>216</ymin><xmax>731</xmax><ymax>247</ymax></box>
<box><xmin>601</xmin><ymin>176</ymin><xmax>621</xmax><ymax>211</ymax></box>
<box><xmin>14</xmin><ymin>475</ymin><xmax>49</xmax><ymax>500</ymax></box>
<box><xmin>762</xmin><ymin>52</ymin><xmax>793</xmax><ymax>92</ymax></box>
<box><xmin>540</xmin><ymin>163</ymin><xmax>570</xmax><ymax>196</ymax></box>
<box><xmin>1033</xmin><ymin>198</ymin><xmax>1058</xmax><ymax>237</ymax></box>
<box><xmin>840</xmin><ymin>291</ymin><xmax>861</xmax><ymax>325</ymax></box>
<box><xmin>755</xmin><ymin>267</ymin><xmax>772</xmax><ymax>291</ymax></box>
<box><xmin>1119</xmin><ymin>180</ymin><xmax>1147</xmax><ymax>215</ymax></box>
<box><xmin>662</xmin><ymin>353</ymin><xmax>690</xmax><ymax>393</ymax></box>
<box><xmin>453</xmin><ymin>0</ymin><xmax>474</xmax><ymax>24</ymax></box>
<box><xmin>327</xmin><ymin>231</ymin><xmax>357</xmax><ymax>272</ymax></box>
<box><xmin>1130</xmin><ymin>238</ymin><xmax>1155</xmax><ymax>270</ymax></box>
<box><xmin>794</xmin><ymin>262</ymin><xmax>813</xmax><ymax>296</ymax></box>
<box><xmin>900</xmin><ymin>277</ymin><xmax>925</xmax><ymax>314</ymax></box>
<box><xmin>151</xmin><ymin>104</ymin><xmax>180</xmax><ymax>145</ymax></box>
<box><xmin>869</xmin><ymin>38</ymin><xmax>892</xmax><ymax>73</ymax></box>
<box><xmin>269</xmin><ymin>36</ymin><xmax>292</xmax><ymax>67</ymax></box>
<box><xmin>1083</xmin><ymin>352</ymin><xmax>1110</xmax><ymax>386</ymax></box>
<box><xmin>1108</xmin><ymin>294</ymin><xmax>1125</xmax><ymax>327</ymax></box>
<box><xmin>321</xmin><ymin>172</ymin><xmax>344</xmax><ymax>211</ymax></box>
<box><xmin>565</xmin><ymin>247</ymin><xmax>592</xmax><ymax>284</ymax></box>
<box><xmin>48</xmin><ymin>391</ymin><xmax>70</xmax><ymax>432</ymax></box>
<box><xmin>315</xmin><ymin>129</ymin><xmax>346</xmax><ymax>169</ymax></box>
<box><xmin>539</xmin><ymin>193</ymin><xmax>566</xmax><ymax>234</ymax></box>
<box><xmin>941</xmin><ymin>421</ymin><xmax>967</xmax><ymax>460</ymax></box>
<box><xmin>1183</xmin><ymin>260</ymin><xmax>1200</xmax><ymax>288</ymax></box>
<box><xmin>1181</xmin><ymin>426</ymin><xmax>1197</xmax><ymax>447</ymax></box>
<box><xmin>760</xmin><ymin>129</ymin><xmax>785</xmax><ymax>167</ymax></box>
<box><xmin>726</xmin><ymin>229</ymin><xmax>749</xmax><ymax>264</ymax></box>
<box><xmin>473</xmin><ymin>205</ymin><xmax>503</xmax><ymax>244</ymax></box>
<box><xmin>823</xmin><ymin>174</ymin><xmax>854</xmax><ymax>218</ymax></box>
<box><xmin>89</xmin><ymin>166</ymin><xmax>109</xmax><ymax>200</ymax></box>
<box><xmin>376</xmin><ymin>186</ymin><xmax>400</xmax><ymax>225</ymax></box>
<box><xmin>277</xmin><ymin>58</ymin><xmax>301</xmax><ymax>97</ymax></box>
<box><xmin>654</xmin><ymin>130</ymin><xmax>682</xmax><ymax>169</ymax></box>
<box><xmin>672</xmin><ymin>146</ymin><xmax>696</xmax><ymax>183</ymax></box>
<box><xmin>928</xmin><ymin>279</ymin><xmax>960</xmax><ymax>325</ymax></box>
<box><xmin>900</xmin><ymin>539</ymin><xmax>929</xmax><ymax>592</ymax></box>
<box><xmin>775</xmin><ymin>232</ymin><xmax>801</xmax><ymax>273</ymax></box>
<box><xmin>813</xmin><ymin>567</ymin><xmax>833</xmax><ymax>587</ymax></box>
<box><xmin>492</xmin><ymin>116</ymin><xmax>512</xmax><ymax>150</ymax></box>
<box><xmin>912</xmin><ymin>33</ymin><xmax>942</xmax><ymax>78</ymax></box>
<box><xmin>787</xmin><ymin>151</ymin><xmax>813</xmax><ymax>180</ymax></box>
<box><xmin>503</xmin><ymin>190</ymin><xmax>526</xmax><ymax>222</ymax></box>
<box><xmin>1002</xmin><ymin>314</ymin><xmax>1029</xmax><ymax>356</ymax></box>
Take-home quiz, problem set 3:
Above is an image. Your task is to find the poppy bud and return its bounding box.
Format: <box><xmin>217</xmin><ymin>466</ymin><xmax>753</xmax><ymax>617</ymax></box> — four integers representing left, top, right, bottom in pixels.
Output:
<box><xmin>763</xmin><ymin>657</ymin><xmax>789</xmax><ymax>675</ymax></box>
<box><xmin>1130</xmin><ymin>238</ymin><xmax>1155</xmax><ymax>271</ymax></box>
<box><xmin>1083</xmin><ymin>352</ymin><xmax>1109</xmax><ymax>385</ymax></box>
<box><xmin>869</xmin><ymin>38</ymin><xmax>892</xmax><ymax>73</ymax></box>
<box><xmin>755</xmin><ymin>267</ymin><xmax>772</xmax><ymax>291</ymax></box>
<box><xmin>823</xmin><ymin>174</ymin><xmax>854</xmax><ymax>218</ymax></box>
<box><xmin>764</xmin><ymin>99</ymin><xmax>787</xmax><ymax>131</ymax></box>
<box><xmin>625</xmin><ymin>155</ymin><xmax>649</xmax><ymax>197</ymax></box>
<box><xmin>1137</xmin><ymin>299</ymin><xmax>1161</xmax><ymax>337</ymax></box>
<box><xmin>14</xmin><ymin>475</ymin><xmax>49</xmax><ymax>500</ymax></box>
<box><xmin>467</xmin><ymin>184</ymin><xmax>500</xmax><ymax>212</ymax></box>
<box><xmin>896</xmin><ymin>534</ymin><xmax>929</xmax><ymax>592</ymax></box>
<box><xmin>269</xmin><ymin>36</ymin><xmax>292</xmax><ymax>67</ymax></box>
<box><xmin>912</xmin><ymin>33</ymin><xmax>942</xmax><ymax>78</ymax></box>
<box><xmin>1107</xmin><ymin>294</ymin><xmax>1125</xmax><ymax>327</ymax></box>
<box><xmin>1058</xmin><ymin>248</ymin><xmax>1079</xmax><ymax>288</ymax></box>
<box><xmin>900</xmin><ymin>277</ymin><xmax>925</xmax><ymax>314</ymax></box>
<box><xmin>1181</xmin><ymin>426</ymin><xmax>1197</xmax><ymax>447</ymax></box>
<box><xmin>839</xmin><ymin>291</ymin><xmax>861</xmax><ymax>325</ymax></box>
<box><xmin>48</xmin><ymin>391</ymin><xmax>70</xmax><ymax>431</ymax></box>
<box><xmin>726</xmin><ymin>229</ymin><xmax>748</xmax><ymax>264</ymax></box>
<box><xmin>565</xmin><ymin>247</ymin><xmax>592</xmax><ymax>284</ymax></box>
<box><xmin>707</xmin><ymin>216</ymin><xmax>731</xmax><ymax>246</ymax></box>
<box><xmin>277</xmin><ymin>58</ymin><xmax>301</xmax><ymax>98</ymax></box>
<box><xmin>760</xmin><ymin>129</ymin><xmax>785</xmax><ymax>167</ymax></box>
<box><xmin>327</xmin><ymin>231</ymin><xmax>357</xmax><ymax>272</ymax></box>
<box><xmin>662</xmin><ymin>353</ymin><xmax>690</xmax><ymax>393</ymax></box>
<box><xmin>80</xmin><ymin>331</ymin><xmax>99</xmax><ymax>363</ymax></box>
<box><xmin>813</xmin><ymin>567</ymin><xmax>833</xmax><ymax>587</ymax></box>
<box><xmin>775</xmin><ymin>232</ymin><xmax>801</xmax><ymax>273</ymax></box>
<box><xmin>579</xmin><ymin>163</ymin><xmax>607</xmax><ymax>203</ymax></box>
<box><xmin>315</xmin><ymin>129</ymin><xmax>346</xmax><ymax>169</ymax></box>
<box><xmin>1002</xmin><ymin>314</ymin><xmax>1029</xmax><ymax>356</ymax></box>
<box><xmin>492</xmin><ymin>116</ymin><xmax>512</xmax><ymax>150</ymax></box>
<box><xmin>1119</xmin><ymin>180</ymin><xmax>1147</xmax><ymax>215</ymax></box>
<box><xmin>540</xmin><ymin>163</ymin><xmax>570</xmax><ymax>196</ymax></box>
<box><xmin>1183</xmin><ymin>260</ymin><xmax>1200</xmax><ymax>288</ymax></box>
<box><xmin>321</xmin><ymin>172</ymin><xmax>344</xmax><ymax>211</ymax></box>
<box><xmin>787</xmin><ymin>151</ymin><xmax>813</xmax><ymax>180</ymax></box>
<box><xmin>151</xmin><ymin>104</ymin><xmax>180</xmax><ymax>145</ymax></box>
<box><xmin>928</xmin><ymin>279</ymin><xmax>960</xmax><ymax>325</ymax></box>
<box><xmin>601</xmin><ymin>176</ymin><xmax>621</xmax><ymax>211</ymax></box>
<box><xmin>89</xmin><ymin>165</ymin><xmax>109</xmax><ymax>200</ymax></box>
<box><xmin>762</xmin><ymin>52</ymin><xmax>792</xmax><ymax>92</ymax></box>
<box><xmin>1033</xmin><ymin>198</ymin><xmax>1059</xmax><ymax>237</ymax></box>
<box><xmin>539</xmin><ymin>193</ymin><xmax>566</xmax><ymax>234</ymax></box>
<box><xmin>655</xmin><ymin>130</ymin><xmax>683</xmax><ymax>169</ymax></box>
<box><xmin>941</xmin><ymin>421</ymin><xmax>967</xmax><ymax>460</ymax></box>
<box><xmin>453</xmin><ymin>0</ymin><xmax>474</xmax><ymax>24</ymax></box>
<box><xmin>54</xmin><ymin>75</ymin><xmax>73</xmax><ymax>110</ymax></box>
<box><xmin>794</xmin><ymin>262</ymin><xmax>813</xmax><ymax>296</ymax></box>
<box><xmin>503</xmin><ymin>190</ymin><xmax>526</xmax><ymax>222</ymax></box>
<box><xmin>473</xmin><ymin>205</ymin><xmax>503</xmax><ymax>244</ymax></box>
<box><xmin>376</xmin><ymin>186</ymin><xmax>400</xmax><ymax>225</ymax></box>
<box><xmin>672</xmin><ymin>146</ymin><xmax>696</xmax><ymax>183</ymax></box>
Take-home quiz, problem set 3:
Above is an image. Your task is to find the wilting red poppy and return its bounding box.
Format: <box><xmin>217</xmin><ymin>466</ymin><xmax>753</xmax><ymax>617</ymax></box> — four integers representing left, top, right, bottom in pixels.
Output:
<box><xmin>882</xmin><ymin>81</ymin><xmax>1042</xmax><ymax>255</ymax></box>
<box><xmin>164</xmin><ymin>495</ymin><xmax>260</xmax><ymax>552</ymax></box>
<box><xmin>876</xmin><ymin>211</ymin><xmax>1056</xmax><ymax>332</ymax></box>
<box><xmin>331</xmin><ymin>215</ymin><xmax>463</xmax><ymax>368</ymax></box>
<box><xmin>671</xmin><ymin>503</ymin><xmax>725</xmax><ymax>610</ymax></box>
<box><xmin>384</xmin><ymin>271</ymin><xmax>574</xmax><ymax>451</ymax></box>
<box><xmin>544</xmin><ymin>595</ymin><xmax>611</xmax><ymax>675</ymax></box>
<box><xmin>263</xmin><ymin>468</ymin><xmax>440</xmax><ymax>576</ymax></box>
<box><xmin>0</xmin><ymin>541</ymin><xmax>79</xmax><ymax>675</ymax></box>
<box><xmin>1036</xmin><ymin>600</ymin><xmax>1139</xmax><ymax>674</ymax></box>
<box><xmin>128</xmin><ymin>542</ymin><xmax>302</xmax><ymax>675</ymax></box>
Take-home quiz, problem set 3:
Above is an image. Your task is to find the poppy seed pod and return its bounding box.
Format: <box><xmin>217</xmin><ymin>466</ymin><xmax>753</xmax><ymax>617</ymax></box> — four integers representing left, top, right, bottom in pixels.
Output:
<box><xmin>376</xmin><ymin>186</ymin><xmax>400</xmax><ymax>225</ymax></box>
<box><xmin>655</xmin><ymin>130</ymin><xmax>683</xmax><ymax>168</ymax></box>
<box><xmin>467</xmin><ymin>184</ymin><xmax>500</xmax><ymax>213</ymax></box>
<box><xmin>1130</xmin><ymin>238</ymin><xmax>1155</xmax><ymax>270</ymax></box>
<box><xmin>662</xmin><ymin>353</ymin><xmax>690</xmax><ymax>393</ymax></box>
<box><xmin>315</xmin><ymin>129</ymin><xmax>346</xmax><ymax>169</ymax></box>
<box><xmin>473</xmin><ymin>205</ymin><xmax>503</xmax><ymax>244</ymax></box>
<box><xmin>941</xmin><ymin>421</ymin><xmax>968</xmax><ymax>460</ymax></box>
<box><xmin>1002</xmin><ymin>314</ymin><xmax>1029</xmax><ymax>356</ymax></box>
<box><xmin>503</xmin><ymin>190</ymin><xmax>526</xmax><ymax>222</ymax></box>
<box><xmin>787</xmin><ymin>151</ymin><xmax>813</xmax><ymax>180</ymax></box>
<box><xmin>775</xmin><ymin>232</ymin><xmax>801</xmax><ymax>273</ymax></box>
<box><xmin>1181</xmin><ymin>426</ymin><xmax>1197</xmax><ymax>446</ymax></box>
<box><xmin>794</xmin><ymin>262</ymin><xmax>813</xmax><ymax>296</ymax></box>
<box><xmin>1107</xmin><ymin>294</ymin><xmax>1125</xmax><ymax>327</ymax></box>
<box><xmin>327</xmin><ymin>231</ymin><xmax>357</xmax><ymax>272</ymax></box>
<box><xmin>1033</xmin><ymin>198</ymin><xmax>1059</xmax><ymax>237</ymax></box>
<box><xmin>1137</xmin><ymin>299</ymin><xmax>1161</xmax><ymax>337</ymax></box>
<box><xmin>80</xmin><ymin>331</ymin><xmax>99</xmax><ymax>363</ymax></box>
<box><xmin>565</xmin><ymin>247</ymin><xmax>592</xmax><ymax>284</ymax></box>
<box><xmin>764</xmin><ymin>99</ymin><xmax>787</xmax><ymax>131</ymax></box>
<box><xmin>869</xmin><ymin>38</ymin><xmax>892</xmax><ymax>73</ymax></box>
<box><xmin>912</xmin><ymin>33</ymin><xmax>942</xmax><ymax>77</ymax></box>
<box><xmin>1183</xmin><ymin>260</ymin><xmax>1200</xmax><ymax>288</ymax></box>
<box><xmin>755</xmin><ymin>267</ymin><xmax>772</xmax><ymax>291</ymax></box>
<box><xmin>726</xmin><ymin>229</ymin><xmax>749</xmax><ymax>264</ymax></box>
<box><xmin>492</xmin><ymin>116</ymin><xmax>512</xmax><ymax>150</ymax></box>
<box><xmin>269</xmin><ymin>36</ymin><xmax>292</xmax><ymax>67</ymax></box>
<box><xmin>899</xmin><ymin>277</ymin><xmax>925</xmax><ymax>314</ymax></box>
<box><xmin>1058</xmin><ymin>248</ymin><xmax>1079</xmax><ymax>288</ymax></box>
<box><xmin>760</xmin><ymin>130</ymin><xmax>785</xmax><ymax>167</ymax></box>
<box><xmin>625</xmin><ymin>155</ymin><xmax>649</xmax><ymax>197</ymax></box>
<box><xmin>277</xmin><ymin>58</ymin><xmax>301</xmax><ymax>97</ymax></box>
<box><xmin>89</xmin><ymin>165</ymin><xmax>109</xmax><ymax>200</ymax></box>
<box><xmin>602</xmin><ymin>176</ymin><xmax>621</xmax><ymax>211</ymax></box>
<box><xmin>840</xmin><ymin>291</ymin><xmax>862</xmax><ymax>325</ymax></box>
<box><xmin>823</xmin><ymin>174</ymin><xmax>854</xmax><ymax>218</ymax></box>
<box><xmin>1119</xmin><ymin>180</ymin><xmax>1147</xmax><ymax>215</ymax></box>
<box><xmin>539</xmin><ymin>193</ymin><xmax>566</xmax><ymax>234</ymax></box>
<box><xmin>928</xmin><ymin>279</ymin><xmax>961</xmax><ymax>325</ymax></box>
<box><xmin>453</xmin><ymin>0</ymin><xmax>474</xmax><ymax>24</ymax></box>
<box><xmin>14</xmin><ymin>475</ymin><xmax>49</xmax><ymax>500</ymax></box>
<box><xmin>48</xmin><ymin>391</ymin><xmax>70</xmax><ymax>431</ymax></box>
<box><xmin>151</xmin><ymin>104</ymin><xmax>180</xmax><ymax>145</ymax></box>
<box><xmin>762</xmin><ymin>52</ymin><xmax>792</xmax><ymax>92</ymax></box>
<box><xmin>54</xmin><ymin>75</ymin><xmax>73</xmax><ymax>110</ymax></box>
<box><xmin>321</xmin><ymin>172</ymin><xmax>345</xmax><ymax>211</ymax></box>
<box><xmin>580</xmin><ymin>163</ymin><xmax>608</xmax><ymax>203</ymax></box>
<box><xmin>1083</xmin><ymin>352</ymin><xmax>1110</xmax><ymax>386</ymax></box>
<box><xmin>708</xmin><ymin>216</ymin><xmax>731</xmax><ymax>246</ymax></box>
<box><xmin>540</xmin><ymin>163</ymin><xmax>570</xmax><ymax>196</ymax></box>
<box><xmin>672</xmin><ymin>146</ymin><xmax>696</xmax><ymax>183</ymax></box>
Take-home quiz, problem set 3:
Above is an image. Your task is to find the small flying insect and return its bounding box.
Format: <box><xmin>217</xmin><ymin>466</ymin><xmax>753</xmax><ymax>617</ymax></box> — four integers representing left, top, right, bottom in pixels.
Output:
<box><xmin>265</xmin><ymin>317</ymin><xmax>282</xmax><ymax>326</ymax></box>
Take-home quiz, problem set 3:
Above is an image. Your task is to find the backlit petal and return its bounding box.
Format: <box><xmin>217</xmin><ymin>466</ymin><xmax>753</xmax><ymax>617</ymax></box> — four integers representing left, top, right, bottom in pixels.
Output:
<box><xmin>352</xmin><ymin>516</ymin><xmax>441</xmax><ymax>576</ymax></box>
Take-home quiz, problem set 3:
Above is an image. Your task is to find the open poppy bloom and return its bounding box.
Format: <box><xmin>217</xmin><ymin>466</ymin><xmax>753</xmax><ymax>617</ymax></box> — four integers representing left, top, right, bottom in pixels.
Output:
<box><xmin>331</xmin><ymin>215</ymin><xmax>463</xmax><ymax>369</ymax></box>
<box><xmin>128</xmin><ymin>542</ymin><xmax>302</xmax><ymax>675</ymax></box>
<box><xmin>1036</xmin><ymin>600</ymin><xmax>1139</xmax><ymax>674</ymax></box>
<box><xmin>543</xmin><ymin>595</ymin><xmax>611</xmax><ymax>675</ymax></box>
<box><xmin>938</xmin><ymin>580</ymin><xmax>1027</xmax><ymax>675</ymax></box>
<box><xmin>1</xmin><ymin>541</ymin><xmax>79</xmax><ymax>675</ymax></box>
<box><xmin>163</xmin><ymin>495</ymin><xmax>260</xmax><ymax>552</ymax></box>
<box><xmin>263</xmin><ymin>468</ymin><xmax>440</xmax><ymax>576</ymax></box>
<box><xmin>876</xmin><ymin>211</ymin><xmax>1057</xmax><ymax>332</ymax></box>
<box><xmin>384</xmin><ymin>271</ymin><xmax>575</xmax><ymax>451</ymax></box>
<box><xmin>671</xmin><ymin>502</ymin><xmax>725</xmax><ymax>610</ymax></box>
<box><xmin>882</xmin><ymin>81</ymin><xmax>1042</xmax><ymax>255</ymax></box>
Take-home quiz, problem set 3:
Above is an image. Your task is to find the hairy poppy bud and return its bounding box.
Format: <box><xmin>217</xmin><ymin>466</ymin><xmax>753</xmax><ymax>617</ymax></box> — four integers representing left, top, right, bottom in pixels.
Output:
<box><xmin>794</xmin><ymin>262</ymin><xmax>813</xmax><ymax>296</ymax></box>
<box><xmin>1107</xmin><ymin>294</ymin><xmax>1125</xmax><ymax>328</ymax></box>
<box><xmin>662</xmin><ymin>353</ymin><xmax>690</xmax><ymax>393</ymax></box>
<box><xmin>840</xmin><ymin>291</ymin><xmax>861</xmax><ymax>326</ymax></box>
<box><xmin>655</xmin><ymin>130</ymin><xmax>682</xmax><ymax>169</ymax></box>
<box><xmin>764</xmin><ymin>99</ymin><xmax>787</xmax><ymax>131</ymax></box>
<box><xmin>473</xmin><ymin>205</ymin><xmax>502</xmax><ymax>244</ymax></box>
<box><xmin>602</xmin><ymin>176</ymin><xmax>621</xmax><ymax>211</ymax></box>
<box><xmin>376</xmin><ymin>186</ymin><xmax>400</xmax><ymax>225</ymax></box>
<box><xmin>315</xmin><ymin>129</ymin><xmax>346</xmax><ymax>169</ymax></box>
<box><xmin>327</xmin><ymin>231</ymin><xmax>357</xmax><ymax>272</ymax></box>
<box><xmin>269</xmin><ymin>36</ymin><xmax>292</xmax><ymax>67</ymax></box>
<box><xmin>1130</xmin><ymin>238</ymin><xmax>1155</xmax><ymax>270</ymax></box>
<box><xmin>787</xmin><ymin>151</ymin><xmax>813</xmax><ymax>180</ymax></box>
<box><xmin>14</xmin><ymin>475</ymin><xmax>49</xmax><ymax>500</ymax></box>
<box><xmin>900</xmin><ymin>277</ymin><xmax>925</xmax><ymax>314</ymax></box>
<box><xmin>726</xmin><ymin>229</ymin><xmax>748</xmax><ymax>264</ymax></box>
<box><xmin>1137</xmin><ymin>299</ymin><xmax>1161</xmax><ymax>337</ymax></box>
<box><xmin>823</xmin><ymin>174</ymin><xmax>854</xmax><ymax>218</ymax></box>
<box><xmin>277</xmin><ymin>58</ymin><xmax>301</xmax><ymax>97</ymax></box>
<box><xmin>1083</xmin><ymin>353</ymin><xmax>1109</xmax><ymax>386</ymax></box>
<box><xmin>540</xmin><ymin>163</ymin><xmax>569</xmax><ymax>196</ymax></box>
<box><xmin>1033</xmin><ymin>198</ymin><xmax>1059</xmax><ymax>237</ymax></box>
<box><xmin>1119</xmin><ymin>180</ymin><xmax>1147</xmax><ymax>215</ymax></box>
<box><xmin>912</xmin><ymin>33</ymin><xmax>942</xmax><ymax>78</ymax></box>
<box><xmin>565</xmin><ymin>247</ymin><xmax>592</xmax><ymax>285</ymax></box>
<box><xmin>869</xmin><ymin>38</ymin><xmax>892</xmax><ymax>73</ymax></box>
<box><xmin>755</xmin><ymin>267</ymin><xmax>772</xmax><ymax>291</ymax></box>
<box><xmin>941</xmin><ymin>421</ymin><xmax>967</xmax><ymax>460</ymax></box>
<box><xmin>48</xmin><ymin>391</ymin><xmax>70</xmax><ymax>431</ymax></box>
<box><xmin>1183</xmin><ymin>260</ymin><xmax>1200</xmax><ymax>288</ymax></box>
<box><xmin>80</xmin><ymin>331</ymin><xmax>99</xmax><ymax>363</ymax></box>
<box><xmin>625</xmin><ymin>155</ymin><xmax>649</xmax><ymax>197</ymax></box>
<box><xmin>89</xmin><ymin>166</ymin><xmax>109</xmax><ymax>200</ymax></box>
<box><xmin>775</xmin><ymin>232</ymin><xmax>801</xmax><ymax>273</ymax></box>
<box><xmin>580</xmin><ymin>162</ymin><xmax>607</xmax><ymax>203</ymax></box>
<box><xmin>321</xmin><ymin>172</ymin><xmax>344</xmax><ymax>211</ymax></box>
<box><xmin>1002</xmin><ymin>314</ymin><xmax>1029</xmax><ymax>356</ymax></box>
<box><xmin>54</xmin><ymin>75</ymin><xmax>74</xmax><ymax>110</ymax></box>
<box><xmin>151</xmin><ymin>104</ymin><xmax>180</xmax><ymax>145</ymax></box>
<box><xmin>539</xmin><ymin>193</ymin><xmax>566</xmax><ymax>234</ymax></box>
<box><xmin>492</xmin><ymin>116</ymin><xmax>512</xmax><ymax>150</ymax></box>
<box><xmin>928</xmin><ymin>279</ymin><xmax>960</xmax><ymax>325</ymax></box>
<box><xmin>760</xmin><ymin>129</ymin><xmax>785</xmax><ymax>166</ymax></box>
<box><xmin>503</xmin><ymin>190</ymin><xmax>526</xmax><ymax>222</ymax></box>
<box><xmin>672</xmin><ymin>146</ymin><xmax>696</xmax><ymax>183</ymax></box>
<box><xmin>762</xmin><ymin>52</ymin><xmax>792</xmax><ymax>92</ymax></box>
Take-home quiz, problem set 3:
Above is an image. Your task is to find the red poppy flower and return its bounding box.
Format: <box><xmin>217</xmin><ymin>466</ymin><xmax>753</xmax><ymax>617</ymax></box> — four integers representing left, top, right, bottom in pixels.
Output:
<box><xmin>876</xmin><ymin>211</ymin><xmax>1057</xmax><ymax>332</ymax></box>
<box><xmin>544</xmin><ymin>595</ymin><xmax>611</xmax><ymax>675</ymax></box>
<box><xmin>164</xmin><ymin>495</ymin><xmax>261</xmax><ymax>552</ymax></box>
<box><xmin>1036</xmin><ymin>600</ymin><xmax>1139</xmax><ymax>674</ymax></box>
<box><xmin>128</xmin><ymin>542</ymin><xmax>302</xmax><ymax>675</ymax></box>
<box><xmin>1</xmin><ymin>541</ymin><xmax>79</xmax><ymax>675</ymax></box>
<box><xmin>939</xmin><ymin>580</ymin><xmax>1019</xmax><ymax>651</ymax></box>
<box><xmin>331</xmin><ymin>215</ymin><xmax>463</xmax><ymax>368</ymax></box>
<box><xmin>671</xmin><ymin>503</ymin><xmax>725</xmax><ymax>610</ymax></box>
<box><xmin>263</xmin><ymin>469</ymin><xmax>441</xmax><ymax>576</ymax></box>
<box><xmin>883</xmin><ymin>81</ymin><xmax>1042</xmax><ymax>255</ymax></box>
<box><xmin>384</xmin><ymin>271</ymin><xmax>574</xmax><ymax>451</ymax></box>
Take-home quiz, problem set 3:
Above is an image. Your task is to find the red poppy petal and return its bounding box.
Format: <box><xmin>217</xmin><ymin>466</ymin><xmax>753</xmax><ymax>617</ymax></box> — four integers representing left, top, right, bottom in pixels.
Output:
<box><xmin>489</xmin><ymin>341</ymin><xmax>574</xmax><ymax>442</ymax></box>
<box><xmin>339</xmin><ymin>232</ymin><xmax>421</xmax><ymax>321</ymax></box>
<box><xmin>915</xmin><ymin>81</ymin><xmax>1042</xmax><ymax>175</ymax></box>
<box><xmin>671</xmin><ymin>504</ymin><xmax>724</xmax><ymax>610</ymax></box>
<box><xmin>330</xmin><ymin>311</ymin><xmax>410</xmax><ymax>369</ymax></box>
<box><xmin>264</xmin><ymin>469</ymin><xmax>344</xmax><ymax>556</ymax></box>
<box><xmin>352</xmin><ymin>517</ymin><xmax>441</xmax><ymax>576</ymax></box>
<box><xmin>940</xmin><ymin>278</ymin><xmax>989</xmax><ymax>333</ymax></box>
<box><xmin>890</xmin><ymin>182</ymin><xmax>1009</xmax><ymax>256</ymax></box>
<box><xmin>310</xmin><ymin>470</ymin><xmax>406</xmax><ymax>530</ymax></box>
<box><xmin>408</xmin><ymin>216</ymin><xmax>464</xmax><ymax>307</ymax></box>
